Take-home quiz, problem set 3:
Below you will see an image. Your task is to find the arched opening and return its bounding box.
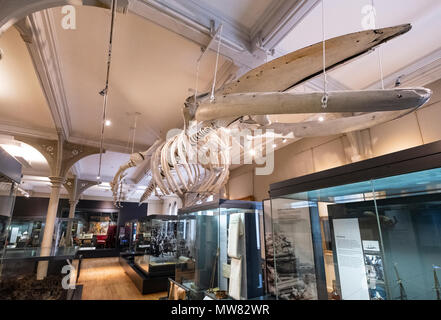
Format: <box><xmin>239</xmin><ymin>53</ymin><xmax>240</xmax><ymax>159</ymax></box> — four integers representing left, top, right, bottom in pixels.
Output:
<box><xmin>0</xmin><ymin>0</ymin><xmax>125</xmax><ymax>35</ymax></box>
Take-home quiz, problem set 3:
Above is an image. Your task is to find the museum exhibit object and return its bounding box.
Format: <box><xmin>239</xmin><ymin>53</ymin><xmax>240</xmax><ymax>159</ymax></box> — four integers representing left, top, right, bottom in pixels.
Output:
<box><xmin>269</xmin><ymin>141</ymin><xmax>441</xmax><ymax>300</ymax></box>
<box><xmin>60</xmin><ymin>209</ymin><xmax>118</xmax><ymax>251</ymax></box>
<box><xmin>119</xmin><ymin>215</ymin><xmax>181</xmax><ymax>294</ymax></box>
<box><xmin>175</xmin><ymin>200</ymin><xmax>264</xmax><ymax>300</ymax></box>
<box><xmin>5</xmin><ymin>217</ymin><xmax>45</xmax><ymax>249</ymax></box>
<box><xmin>111</xmin><ymin>23</ymin><xmax>432</xmax><ymax>210</ymax></box>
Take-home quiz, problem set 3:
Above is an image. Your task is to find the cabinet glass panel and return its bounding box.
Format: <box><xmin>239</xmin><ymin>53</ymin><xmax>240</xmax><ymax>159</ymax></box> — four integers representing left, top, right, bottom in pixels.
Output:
<box><xmin>176</xmin><ymin>200</ymin><xmax>264</xmax><ymax>300</ymax></box>
<box><xmin>270</xmin><ymin>167</ymin><xmax>441</xmax><ymax>300</ymax></box>
<box><xmin>176</xmin><ymin>208</ymin><xmax>219</xmax><ymax>298</ymax></box>
<box><xmin>371</xmin><ymin>168</ymin><xmax>441</xmax><ymax>300</ymax></box>
<box><xmin>5</xmin><ymin>218</ymin><xmax>45</xmax><ymax>249</ymax></box>
<box><xmin>0</xmin><ymin>180</ymin><xmax>16</xmax><ymax>258</ymax></box>
<box><xmin>133</xmin><ymin>216</ymin><xmax>180</xmax><ymax>273</ymax></box>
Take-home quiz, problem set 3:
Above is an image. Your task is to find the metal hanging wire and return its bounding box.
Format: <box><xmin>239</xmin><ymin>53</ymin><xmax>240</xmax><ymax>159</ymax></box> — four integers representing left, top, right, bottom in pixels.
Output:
<box><xmin>371</xmin><ymin>0</ymin><xmax>385</xmax><ymax>89</ymax></box>
<box><xmin>321</xmin><ymin>0</ymin><xmax>328</xmax><ymax>109</ymax></box>
<box><xmin>131</xmin><ymin>112</ymin><xmax>140</xmax><ymax>154</ymax></box>
<box><xmin>210</xmin><ymin>25</ymin><xmax>224</xmax><ymax>102</ymax></box>
<box><xmin>97</xmin><ymin>0</ymin><xmax>118</xmax><ymax>180</ymax></box>
<box><xmin>194</xmin><ymin>60</ymin><xmax>201</xmax><ymax>103</ymax></box>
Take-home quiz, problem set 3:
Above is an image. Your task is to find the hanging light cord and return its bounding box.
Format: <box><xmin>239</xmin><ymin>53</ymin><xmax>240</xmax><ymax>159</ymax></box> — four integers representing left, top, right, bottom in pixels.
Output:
<box><xmin>98</xmin><ymin>0</ymin><xmax>118</xmax><ymax>180</ymax></box>
<box><xmin>321</xmin><ymin>0</ymin><xmax>328</xmax><ymax>109</ymax></box>
<box><xmin>371</xmin><ymin>0</ymin><xmax>385</xmax><ymax>89</ymax></box>
<box><xmin>210</xmin><ymin>25</ymin><xmax>224</xmax><ymax>103</ymax></box>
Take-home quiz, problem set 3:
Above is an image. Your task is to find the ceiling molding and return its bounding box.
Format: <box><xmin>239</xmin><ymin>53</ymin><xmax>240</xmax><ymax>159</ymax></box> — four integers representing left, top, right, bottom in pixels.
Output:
<box><xmin>150</xmin><ymin>0</ymin><xmax>252</xmax><ymax>50</ymax></box>
<box><xmin>14</xmin><ymin>10</ymin><xmax>72</xmax><ymax>140</ymax></box>
<box><xmin>0</xmin><ymin>119</ymin><xmax>145</xmax><ymax>154</ymax></box>
<box><xmin>67</xmin><ymin>134</ymin><xmax>148</xmax><ymax>154</ymax></box>
<box><xmin>128</xmin><ymin>0</ymin><xmax>268</xmax><ymax>70</ymax></box>
<box><xmin>0</xmin><ymin>120</ymin><xmax>58</xmax><ymax>140</ymax></box>
<box><xmin>365</xmin><ymin>47</ymin><xmax>441</xmax><ymax>89</ymax></box>
<box><xmin>0</xmin><ymin>0</ymin><xmax>130</xmax><ymax>35</ymax></box>
<box><xmin>250</xmin><ymin>0</ymin><xmax>320</xmax><ymax>52</ymax></box>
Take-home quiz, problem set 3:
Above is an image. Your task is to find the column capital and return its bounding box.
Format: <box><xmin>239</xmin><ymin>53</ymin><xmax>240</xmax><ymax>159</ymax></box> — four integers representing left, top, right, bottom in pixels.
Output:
<box><xmin>49</xmin><ymin>176</ymin><xmax>65</xmax><ymax>187</ymax></box>
<box><xmin>69</xmin><ymin>199</ymin><xmax>79</xmax><ymax>207</ymax></box>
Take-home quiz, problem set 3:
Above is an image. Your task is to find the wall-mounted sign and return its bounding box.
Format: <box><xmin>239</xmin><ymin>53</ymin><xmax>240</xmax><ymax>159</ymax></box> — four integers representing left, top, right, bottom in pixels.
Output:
<box><xmin>362</xmin><ymin>240</ymin><xmax>380</xmax><ymax>252</ymax></box>
<box><xmin>333</xmin><ymin>218</ymin><xmax>370</xmax><ymax>300</ymax></box>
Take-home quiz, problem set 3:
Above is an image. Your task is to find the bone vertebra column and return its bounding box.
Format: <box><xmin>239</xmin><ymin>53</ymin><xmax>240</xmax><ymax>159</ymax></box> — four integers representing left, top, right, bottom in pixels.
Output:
<box><xmin>37</xmin><ymin>176</ymin><xmax>65</xmax><ymax>280</ymax></box>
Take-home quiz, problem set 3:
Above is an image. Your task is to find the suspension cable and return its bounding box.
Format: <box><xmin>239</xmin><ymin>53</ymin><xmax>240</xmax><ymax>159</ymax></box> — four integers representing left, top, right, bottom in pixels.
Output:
<box><xmin>321</xmin><ymin>0</ymin><xmax>328</xmax><ymax>109</ymax></box>
<box><xmin>131</xmin><ymin>113</ymin><xmax>140</xmax><ymax>154</ymax></box>
<box><xmin>210</xmin><ymin>25</ymin><xmax>224</xmax><ymax>102</ymax></box>
<box><xmin>371</xmin><ymin>0</ymin><xmax>385</xmax><ymax>89</ymax></box>
<box><xmin>97</xmin><ymin>0</ymin><xmax>117</xmax><ymax>180</ymax></box>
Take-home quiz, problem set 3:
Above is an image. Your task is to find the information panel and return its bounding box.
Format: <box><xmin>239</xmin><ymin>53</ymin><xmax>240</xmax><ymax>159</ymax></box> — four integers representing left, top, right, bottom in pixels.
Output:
<box><xmin>333</xmin><ymin>218</ymin><xmax>369</xmax><ymax>300</ymax></box>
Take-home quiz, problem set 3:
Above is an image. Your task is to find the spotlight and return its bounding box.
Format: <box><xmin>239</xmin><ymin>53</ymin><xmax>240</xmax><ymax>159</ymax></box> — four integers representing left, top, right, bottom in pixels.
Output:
<box><xmin>318</xmin><ymin>116</ymin><xmax>325</xmax><ymax>122</ymax></box>
<box><xmin>249</xmin><ymin>149</ymin><xmax>256</xmax><ymax>156</ymax></box>
<box><xmin>282</xmin><ymin>139</ymin><xmax>287</xmax><ymax>143</ymax></box>
<box><xmin>105</xmin><ymin>119</ymin><xmax>111</xmax><ymax>126</ymax></box>
<box><xmin>272</xmin><ymin>144</ymin><xmax>277</xmax><ymax>148</ymax></box>
<box><xmin>97</xmin><ymin>176</ymin><xmax>101</xmax><ymax>180</ymax></box>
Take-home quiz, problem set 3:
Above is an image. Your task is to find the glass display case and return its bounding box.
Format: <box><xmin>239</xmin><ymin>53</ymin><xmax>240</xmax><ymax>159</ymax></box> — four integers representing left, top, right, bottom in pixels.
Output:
<box><xmin>71</xmin><ymin>211</ymin><xmax>118</xmax><ymax>250</ymax></box>
<box><xmin>5</xmin><ymin>217</ymin><xmax>45</xmax><ymax>249</ymax></box>
<box><xmin>119</xmin><ymin>215</ymin><xmax>182</xmax><ymax>294</ymax></box>
<box><xmin>176</xmin><ymin>200</ymin><xmax>264</xmax><ymax>300</ymax></box>
<box><xmin>54</xmin><ymin>218</ymin><xmax>83</xmax><ymax>249</ymax></box>
<box><xmin>269</xmin><ymin>141</ymin><xmax>441</xmax><ymax>300</ymax></box>
<box><xmin>0</xmin><ymin>147</ymin><xmax>21</xmax><ymax>263</ymax></box>
<box><xmin>132</xmin><ymin>215</ymin><xmax>179</xmax><ymax>272</ymax></box>
<box><xmin>0</xmin><ymin>180</ymin><xmax>18</xmax><ymax>258</ymax></box>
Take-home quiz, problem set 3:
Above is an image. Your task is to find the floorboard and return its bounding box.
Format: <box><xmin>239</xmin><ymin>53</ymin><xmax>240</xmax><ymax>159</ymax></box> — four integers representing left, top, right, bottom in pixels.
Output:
<box><xmin>77</xmin><ymin>257</ymin><xmax>167</xmax><ymax>300</ymax></box>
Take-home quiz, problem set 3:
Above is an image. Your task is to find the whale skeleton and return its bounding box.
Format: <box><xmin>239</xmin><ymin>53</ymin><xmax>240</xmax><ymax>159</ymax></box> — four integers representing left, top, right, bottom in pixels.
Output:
<box><xmin>111</xmin><ymin>24</ymin><xmax>432</xmax><ymax>207</ymax></box>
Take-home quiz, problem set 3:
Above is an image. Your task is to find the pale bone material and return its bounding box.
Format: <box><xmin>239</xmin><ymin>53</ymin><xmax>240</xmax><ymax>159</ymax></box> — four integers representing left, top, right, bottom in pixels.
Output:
<box><xmin>195</xmin><ymin>88</ymin><xmax>432</xmax><ymax>121</ymax></box>
<box><xmin>112</xmin><ymin>24</ymin><xmax>432</xmax><ymax>207</ymax></box>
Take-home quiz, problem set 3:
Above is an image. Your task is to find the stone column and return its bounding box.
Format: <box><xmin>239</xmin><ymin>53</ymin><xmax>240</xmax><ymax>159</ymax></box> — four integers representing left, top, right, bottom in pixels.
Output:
<box><xmin>14</xmin><ymin>136</ymin><xmax>102</xmax><ymax>280</ymax></box>
<box><xmin>36</xmin><ymin>176</ymin><xmax>65</xmax><ymax>280</ymax></box>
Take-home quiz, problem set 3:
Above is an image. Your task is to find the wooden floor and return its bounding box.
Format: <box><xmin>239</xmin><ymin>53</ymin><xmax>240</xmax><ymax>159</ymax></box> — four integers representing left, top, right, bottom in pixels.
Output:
<box><xmin>77</xmin><ymin>257</ymin><xmax>166</xmax><ymax>300</ymax></box>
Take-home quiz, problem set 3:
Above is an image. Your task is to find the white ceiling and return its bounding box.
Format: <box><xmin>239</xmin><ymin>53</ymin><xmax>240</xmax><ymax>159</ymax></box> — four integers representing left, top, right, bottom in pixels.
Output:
<box><xmin>277</xmin><ymin>0</ymin><xmax>441</xmax><ymax>89</ymax></box>
<box><xmin>0</xmin><ymin>28</ymin><xmax>56</xmax><ymax>134</ymax></box>
<box><xmin>196</xmin><ymin>0</ymin><xmax>274</xmax><ymax>29</ymax></box>
<box><xmin>1</xmin><ymin>0</ymin><xmax>440</xmax><ymax>201</ymax></box>
<box><xmin>50</xmin><ymin>5</ymin><xmax>228</xmax><ymax>148</ymax></box>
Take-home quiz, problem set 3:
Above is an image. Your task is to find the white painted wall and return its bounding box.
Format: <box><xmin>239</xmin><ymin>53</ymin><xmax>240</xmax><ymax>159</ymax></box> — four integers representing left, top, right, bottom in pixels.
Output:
<box><xmin>161</xmin><ymin>196</ymin><xmax>182</xmax><ymax>215</ymax></box>
<box><xmin>147</xmin><ymin>199</ymin><xmax>163</xmax><ymax>215</ymax></box>
<box><xmin>228</xmin><ymin>78</ymin><xmax>441</xmax><ymax>201</ymax></box>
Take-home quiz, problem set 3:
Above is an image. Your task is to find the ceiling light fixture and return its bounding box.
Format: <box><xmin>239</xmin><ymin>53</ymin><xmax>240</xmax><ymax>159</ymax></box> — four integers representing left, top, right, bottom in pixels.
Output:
<box><xmin>282</xmin><ymin>139</ymin><xmax>287</xmax><ymax>143</ymax></box>
<box><xmin>249</xmin><ymin>149</ymin><xmax>256</xmax><ymax>156</ymax></box>
<box><xmin>318</xmin><ymin>116</ymin><xmax>325</xmax><ymax>122</ymax></box>
<box><xmin>272</xmin><ymin>144</ymin><xmax>277</xmax><ymax>148</ymax></box>
<box><xmin>105</xmin><ymin>119</ymin><xmax>111</xmax><ymax>126</ymax></box>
